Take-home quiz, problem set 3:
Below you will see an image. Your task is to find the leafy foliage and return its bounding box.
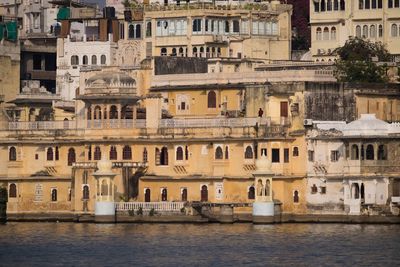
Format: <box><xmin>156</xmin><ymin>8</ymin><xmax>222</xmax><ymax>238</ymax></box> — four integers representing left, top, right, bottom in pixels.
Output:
<box><xmin>334</xmin><ymin>37</ymin><xmax>391</xmax><ymax>83</ymax></box>
<box><xmin>288</xmin><ymin>0</ymin><xmax>310</xmax><ymax>50</ymax></box>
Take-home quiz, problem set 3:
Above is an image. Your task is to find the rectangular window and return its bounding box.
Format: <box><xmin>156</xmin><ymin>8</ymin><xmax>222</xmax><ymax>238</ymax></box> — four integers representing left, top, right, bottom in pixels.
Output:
<box><xmin>330</xmin><ymin>150</ymin><xmax>339</xmax><ymax>162</ymax></box>
<box><xmin>308</xmin><ymin>150</ymin><xmax>314</xmax><ymax>162</ymax></box>
<box><xmin>193</xmin><ymin>18</ymin><xmax>202</xmax><ymax>33</ymax></box>
<box><xmin>33</xmin><ymin>54</ymin><xmax>42</xmax><ymax>70</ymax></box>
<box><xmin>320</xmin><ymin>186</ymin><xmax>327</xmax><ymax>194</ymax></box>
<box><xmin>272</xmin><ymin>148</ymin><xmax>280</xmax><ymax>163</ymax></box>
<box><xmin>284</xmin><ymin>148</ymin><xmax>289</xmax><ymax>163</ymax></box>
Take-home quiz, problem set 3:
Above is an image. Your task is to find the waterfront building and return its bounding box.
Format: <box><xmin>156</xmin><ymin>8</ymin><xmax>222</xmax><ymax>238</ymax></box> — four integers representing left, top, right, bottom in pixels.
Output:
<box><xmin>0</xmin><ymin>0</ymin><xmax>399</xmax><ymax>222</ymax></box>
<box><xmin>310</xmin><ymin>0</ymin><xmax>400</xmax><ymax>61</ymax></box>
<box><xmin>306</xmin><ymin>114</ymin><xmax>400</xmax><ymax>215</ymax></box>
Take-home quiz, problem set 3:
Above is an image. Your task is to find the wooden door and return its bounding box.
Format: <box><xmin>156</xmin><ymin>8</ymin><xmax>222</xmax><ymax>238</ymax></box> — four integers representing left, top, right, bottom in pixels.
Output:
<box><xmin>201</xmin><ymin>185</ymin><xmax>208</xmax><ymax>202</ymax></box>
<box><xmin>280</xmin><ymin>101</ymin><xmax>288</xmax><ymax>118</ymax></box>
<box><xmin>145</xmin><ymin>188</ymin><xmax>151</xmax><ymax>202</ymax></box>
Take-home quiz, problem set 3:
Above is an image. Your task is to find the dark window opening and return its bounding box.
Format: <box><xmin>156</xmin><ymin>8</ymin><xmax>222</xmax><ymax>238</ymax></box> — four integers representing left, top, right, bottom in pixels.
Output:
<box><xmin>272</xmin><ymin>148</ymin><xmax>280</xmax><ymax>163</ymax></box>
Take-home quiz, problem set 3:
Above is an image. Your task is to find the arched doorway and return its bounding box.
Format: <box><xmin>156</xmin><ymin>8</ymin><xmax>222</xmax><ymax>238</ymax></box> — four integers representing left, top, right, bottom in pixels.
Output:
<box><xmin>144</xmin><ymin>188</ymin><xmax>151</xmax><ymax>202</ymax></box>
<box><xmin>352</xmin><ymin>183</ymin><xmax>360</xmax><ymax>199</ymax></box>
<box><xmin>360</xmin><ymin>183</ymin><xmax>365</xmax><ymax>201</ymax></box>
<box><xmin>181</xmin><ymin>188</ymin><xmax>187</xmax><ymax>201</ymax></box>
<box><xmin>201</xmin><ymin>185</ymin><xmax>208</xmax><ymax>202</ymax></box>
<box><xmin>161</xmin><ymin>188</ymin><xmax>167</xmax><ymax>201</ymax></box>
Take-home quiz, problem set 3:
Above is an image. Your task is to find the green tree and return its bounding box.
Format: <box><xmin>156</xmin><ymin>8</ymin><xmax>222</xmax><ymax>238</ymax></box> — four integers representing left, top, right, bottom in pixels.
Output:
<box><xmin>334</xmin><ymin>37</ymin><xmax>391</xmax><ymax>83</ymax></box>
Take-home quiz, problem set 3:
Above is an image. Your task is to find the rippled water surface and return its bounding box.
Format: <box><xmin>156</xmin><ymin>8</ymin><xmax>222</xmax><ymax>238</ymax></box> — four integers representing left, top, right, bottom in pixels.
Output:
<box><xmin>0</xmin><ymin>223</ymin><xmax>399</xmax><ymax>266</ymax></box>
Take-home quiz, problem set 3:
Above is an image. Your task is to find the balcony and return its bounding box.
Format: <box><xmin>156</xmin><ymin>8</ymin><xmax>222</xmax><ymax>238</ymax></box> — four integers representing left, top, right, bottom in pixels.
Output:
<box><xmin>159</xmin><ymin>117</ymin><xmax>267</xmax><ymax>128</ymax></box>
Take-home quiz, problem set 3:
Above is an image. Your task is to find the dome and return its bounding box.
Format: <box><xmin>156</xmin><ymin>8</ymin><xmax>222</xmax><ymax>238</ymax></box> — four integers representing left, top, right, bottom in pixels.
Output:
<box><xmin>343</xmin><ymin>114</ymin><xmax>389</xmax><ymax>136</ymax></box>
<box><xmin>86</xmin><ymin>72</ymin><xmax>136</xmax><ymax>89</ymax></box>
<box><xmin>93</xmin><ymin>157</ymin><xmax>115</xmax><ymax>177</ymax></box>
<box><xmin>254</xmin><ymin>154</ymin><xmax>273</xmax><ymax>174</ymax></box>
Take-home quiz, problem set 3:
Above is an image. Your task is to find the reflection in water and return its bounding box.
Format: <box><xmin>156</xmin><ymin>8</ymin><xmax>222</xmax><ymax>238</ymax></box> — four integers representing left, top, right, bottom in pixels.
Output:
<box><xmin>0</xmin><ymin>223</ymin><xmax>399</xmax><ymax>266</ymax></box>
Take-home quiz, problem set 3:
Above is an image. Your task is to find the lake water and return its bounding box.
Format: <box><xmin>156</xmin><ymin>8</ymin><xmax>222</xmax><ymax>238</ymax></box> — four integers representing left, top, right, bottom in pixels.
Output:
<box><xmin>0</xmin><ymin>223</ymin><xmax>399</xmax><ymax>266</ymax></box>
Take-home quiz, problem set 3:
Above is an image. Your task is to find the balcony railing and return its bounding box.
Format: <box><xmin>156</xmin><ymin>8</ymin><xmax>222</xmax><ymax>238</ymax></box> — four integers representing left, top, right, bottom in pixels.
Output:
<box><xmin>5</xmin><ymin>120</ymin><xmax>77</xmax><ymax>130</ymax></box>
<box><xmin>159</xmin><ymin>117</ymin><xmax>268</xmax><ymax>128</ymax></box>
<box><xmin>115</xmin><ymin>202</ymin><xmax>185</xmax><ymax>212</ymax></box>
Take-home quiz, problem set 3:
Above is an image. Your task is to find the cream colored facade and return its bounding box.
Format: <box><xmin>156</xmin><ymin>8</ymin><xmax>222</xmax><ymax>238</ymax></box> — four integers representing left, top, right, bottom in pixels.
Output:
<box><xmin>310</xmin><ymin>0</ymin><xmax>400</xmax><ymax>61</ymax></box>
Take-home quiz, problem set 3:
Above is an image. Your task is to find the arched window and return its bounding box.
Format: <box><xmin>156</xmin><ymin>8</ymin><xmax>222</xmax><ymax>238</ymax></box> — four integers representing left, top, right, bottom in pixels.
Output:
<box><xmin>100</xmin><ymin>55</ymin><xmax>106</xmax><ymax>65</ymax></box>
<box><xmin>366</xmin><ymin>144</ymin><xmax>374</xmax><ymax>160</ymax></box>
<box><xmin>123</xmin><ymin>145</ymin><xmax>132</xmax><ymax>160</ymax></box>
<box><xmin>334</xmin><ymin>0</ymin><xmax>339</xmax><ymax>10</ymax></box>
<box><xmin>51</xmin><ymin>188</ymin><xmax>57</xmax><ymax>202</ymax></box>
<box><xmin>94</xmin><ymin>105</ymin><xmax>101</xmax><ymax>120</ymax></box>
<box><xmin>248</xmin><ymin>186</ymin><xmax>255</xmax><ymax>200</ymax></box>
<box><xmin>378</xmin><ymin>24</ymin><xmax>383</xmax><ymax>37</ymax></box>
<box><xmin>225</xmin><ymin>146</ymin><xmax>229</xmax><ymax>159</ymax></box>
<box><xmin>94</xmin><ymin>146</ymin><xmax>101</xmax><ymax>160</ymax></box>
<box><xmin>293</xmin><ymin>147</ymin><xmax>299</xmax><ymax>157</ymax></box>
<box><xmin>178</xmin><ymin>47</ymin><xmax>184</xmax><ymax>57</ymax></box>
<box><xmin>293</xmin><ymin>190</ymin><xmax>299</xmax><ymax>203</ymax></box>
<box><xmin>215</xmin><ymin>146</ymin><xmax>223</xmax><ymax>160</ymax></box>
<box><xmin>351</xmin><ymin>144</ymin><xmax>359</xmax><ymax>160</ymax></box>
<box><xmin>365</xmin><ymin>0</ymin><xmax>370</xmax><ymax>8</ymax></box>
<box><xmin>47</xmin><ymin>147</ymin><xmax>54</xmax><ymax>161</ymax></box>
<box><xmin>359</xmin><ymin>0</ymin><xmax>364</xmax><ymax>9</ymax></box>
<box><xmin>171</xmin><ymin>48</ymin><xmax>177</xmax><ymax>56</ymax></box>
<box><xmin>181</xmin><ymin>188</ymin><xmax>187</xmax><ymax>201</ymax></box>
<box><xmin>109</xmin><ymin>105</ymin><xmax>118</xmax><ymax>119</ymax></box>
<box><xmin>9</xmin><ymin>147</ymin><xmax>16</xmax><ymax>161</ymax></box>
<box><xmin>225</xmin><ymin>20</ymin><xmax>230</xmax><ymax>33</ymax></box>
<box><xmin>135</xmin><ymin>24</ymin><xmax>141</xmax><ymax>38</ymax></box>
<box><xmin>143</xmin><ymin>148</ymin><xmax>148</xmax><ymax>162</ymax></box>
<box><xmin>340</xmin><ymin>0</ymin><xmax>345</xmax><ymax>10</ymax></box>
<box><xmin>109</xmin><ymin>146</ymin><xmax>117</xmax><ymax>160</ymax></box>
<box><xmin>370</xmin><ymin>24</ymin><xmax>376</xmax><ymax>38</ymax></box>
<box><xmin>391</xmin><ymin>24</ymin><xmax>398</xmax><ymax>37</ymax></box>
<box><xmin>356</xmin><ymin>25</ymin><xmax>362</xmax><ymax>38</ymax></box>
<box><xmin>378</xmin><ymin>0</ymin><xmax>382</xmax><ymax>8</ymax></box>
<box><xmin>321</xmin><ymin>0</ymin><xmax>326</xmax><ymax>11</ymax></box>
<box><xmin>128</xmin><ymin>24</ymin><xmax>135</xmax><ymax>39</ymax></box>
<box><xmin>378</xmin><ymin>145</ymin><xmax>387</xmax><ymax>160</ymax></box>
<box><xmin>327</xmin><ymin>0</ymin><xmax>332</xmax><ymax>10</ymax></box>
<box><xmin>161</xmin><ymin>188</ymin><xmax>167</xmax><ymax>201</ymax></box>
<box><xmin>91</xmin><ymin>55</ymin><xmax>97</xmax><ymax>65</ymax></box>
<box><xmin>161</xmin><ymin>47</ymin><xmax>167</xmax><ymax>56</ymax></box>
<box><xmin>233</xmin><ymin>20</ymin><xmax>240</xmax><ymax>33</ymax></box>
<box><xmin>83</xmin><ymin>185</ymin><xmax>90</xmax><ymax>200</ymax></box>
<box><xmin>55</xmin><ymin>146</ymin><xmax>59</xmax><ymax>161</ymax></box>
<box><xmin>201</xmin><ymin>185</ymin><xmax>208</xmax><ymax>202</ymax></box>
<box><xmin>9</xmin><ymin>183</ymin><xmax>16</xmax><ymax>198</ymax></box>
<box><xmin>199</xmin><ymin>47</ymin><xmax>204</xmax><ymax>57</ymax></box>
<box><xmin>193</xmin><ymin>47</ymin><xmax>198</xmax><ymax>57</ymax></box>
<box><xmin>363</xmin><ymin>25</ymin><xmax>368</xmax><ymax>38</ymax></box>
<box><xmin>68</xmin><ymin>148</ymin><xmax>76</xmax><ymax>166</ymax></box>
<box><xmin>372</xmin><ymin>0</ymin><xmax>377</xmax><ymax>8</ymax></box>
<box><xmin>82</xmin><ymin>55</ymin><xmax>88</xmax><ymax>65</ymax></box>
<box><xmin>314</xmin><ymin>0</ymin><xmax>320</xmax><ymax>11</ymax></box>
<box><xmin>389</xmin><ymin>0</ymin><xmax>393</xmax><ymax>7</ymax></box>
<box><xmin>160</xmin><ymin>147</ymin><xmax>168</xmax><ymax>165</ymax></box>
<box><xmin>316</xmin><ymin>27</ymin><xmax>322</xmax><ymax>40</ymax></box>
<box><xmin>331</xmin><ymin>27</ymin><xmax>336</xmax><ymax>40</ymax></box>
<box><xmin>207</xmin><ymin>91</ymin><xmax>216</xmax><ymax>108</ymax></box>
<box><xmin>71</xmin><ymin>55</ymin><xmax>79</xmax><ymax>65</ymax></box>
<box><xmin>146</xmin><ymin>21</ymin><xmax>152</xmax><ymax>37</ymax></box>
<box><xmin>323</xmin><ymin>27</ymin><xmax>330</xmax><ymax>40</ymax></box>
<box><xmin>176</xmin><ymin>147</ymin><xmax>184</xmax><ymax>161</ymax></box>
<box><xmin>244</xmin><ymin>146</ymin><xmax>254</xmax><ymax>159</ymax></box>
